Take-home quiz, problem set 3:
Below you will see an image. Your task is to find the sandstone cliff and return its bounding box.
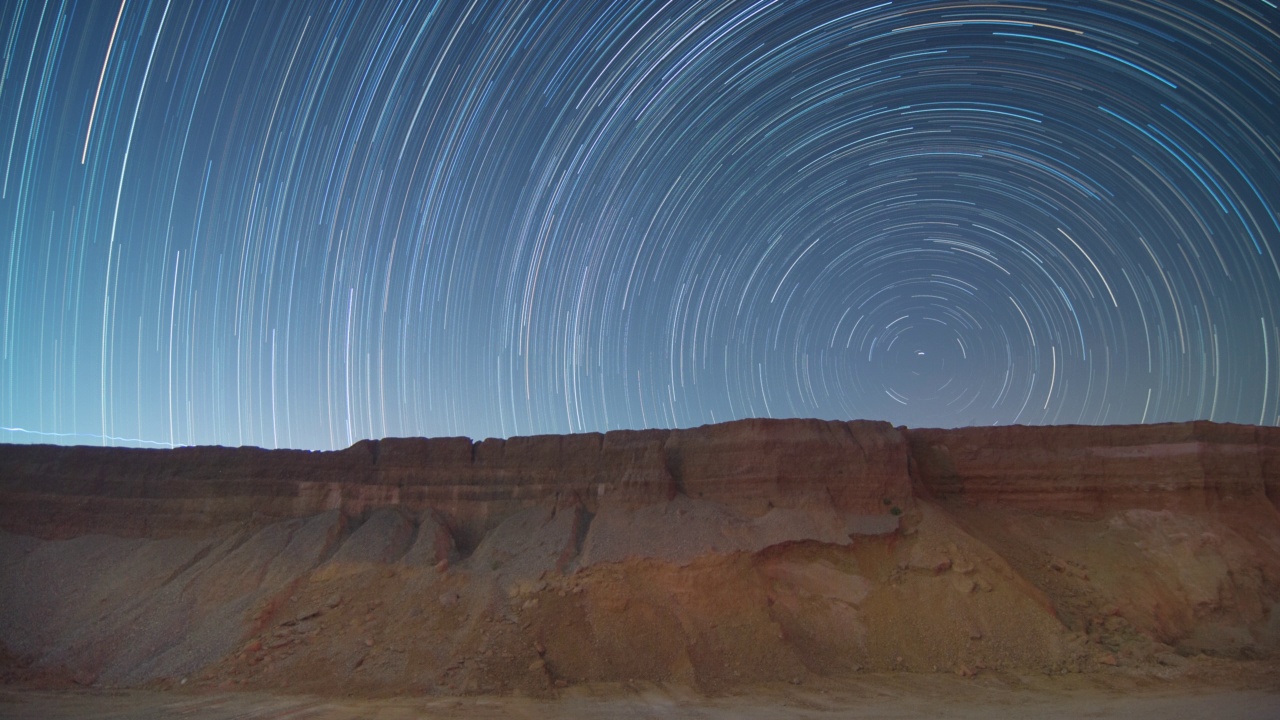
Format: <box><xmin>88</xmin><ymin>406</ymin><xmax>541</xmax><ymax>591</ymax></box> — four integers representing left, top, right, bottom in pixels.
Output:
<box><xmin>1</xmin><ymin>419</ymin><xmax>1277</xmax><ymax>695</ymax></box>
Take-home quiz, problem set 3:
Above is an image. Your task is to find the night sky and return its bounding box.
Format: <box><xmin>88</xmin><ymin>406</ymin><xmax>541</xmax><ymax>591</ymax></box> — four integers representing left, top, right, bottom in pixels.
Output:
<box><xmin>2</xmin><ymin>1</ymin><xmax>1278</xmax><ymax>450</ymax></box>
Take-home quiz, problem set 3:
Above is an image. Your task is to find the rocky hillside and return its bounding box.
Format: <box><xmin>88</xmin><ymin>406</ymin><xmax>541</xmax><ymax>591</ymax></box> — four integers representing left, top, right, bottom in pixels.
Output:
<box><xmin>1</xmin><ymin>419</ymin><xmax>1278</xmax><ymax>695</ymax></box>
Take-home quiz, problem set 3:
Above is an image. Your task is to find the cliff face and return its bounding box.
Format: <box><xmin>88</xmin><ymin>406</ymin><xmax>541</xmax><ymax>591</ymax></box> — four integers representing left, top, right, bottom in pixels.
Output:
<box><xmin>1</xmin><ymin>419</ymin><xmax>1278</xmax><ymax>695</ymax></box>
<box><xmin>0</xmin><ymin>418</ymin><xmax>911</xmax><ymax>546</ymax></box>
<box><xmin>909</xmin><ymin>421</ymin><xmax>1280</xmax><ymax>513</ymax></box>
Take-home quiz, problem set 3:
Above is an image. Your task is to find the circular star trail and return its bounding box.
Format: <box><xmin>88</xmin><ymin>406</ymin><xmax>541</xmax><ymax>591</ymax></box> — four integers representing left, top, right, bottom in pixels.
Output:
<box><xmin>2</xmin><ymin>0</ymin><xmax>1278</xmax><ymax>449</ymax></box>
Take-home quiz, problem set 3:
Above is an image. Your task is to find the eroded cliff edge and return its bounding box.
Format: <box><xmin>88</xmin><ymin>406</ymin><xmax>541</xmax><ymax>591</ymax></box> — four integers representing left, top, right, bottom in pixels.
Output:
<box><xmin>1</xmin><ymin>419</ymin><xmax>1278</xmax><ymax>695</ymax></box>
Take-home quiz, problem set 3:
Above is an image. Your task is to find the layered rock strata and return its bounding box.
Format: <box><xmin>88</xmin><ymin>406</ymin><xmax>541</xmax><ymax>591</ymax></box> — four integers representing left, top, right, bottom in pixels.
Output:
<box><xmin>1</xmin><ymin>419</ymin><xmax>1278</xmax><ymax>694</ymax></box>
<box><xmin>909</xmin><ymin>421</ymin><xmax>1280</xmax><ymax>513</ymax></box>
<box><xmin>0</xmin><ymin>418</ymin><xmax>911</xmax><ymax>547</ymax></box>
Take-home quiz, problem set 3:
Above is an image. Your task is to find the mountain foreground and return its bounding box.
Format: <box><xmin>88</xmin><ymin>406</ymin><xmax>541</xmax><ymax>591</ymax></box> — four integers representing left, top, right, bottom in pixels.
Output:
<box><xmin>2</xmin><ymin>418</ymin><xmax>1278</xmax><ymax>706</ymax></box>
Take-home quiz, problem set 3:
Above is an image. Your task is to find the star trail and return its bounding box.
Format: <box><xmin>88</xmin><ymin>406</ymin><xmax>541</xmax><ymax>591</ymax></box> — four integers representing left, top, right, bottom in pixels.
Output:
<box><xmin>2</xmin><ymin>0</ymin><xmax>1278</xmax><ymax>450</ymax></box>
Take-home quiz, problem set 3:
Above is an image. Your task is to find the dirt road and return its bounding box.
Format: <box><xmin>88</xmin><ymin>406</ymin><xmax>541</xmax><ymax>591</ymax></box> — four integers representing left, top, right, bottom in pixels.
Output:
<box><xmin>3</xmin><ymin>671</ymin><xmax>1277</xmax><ymax>720</ymax></box>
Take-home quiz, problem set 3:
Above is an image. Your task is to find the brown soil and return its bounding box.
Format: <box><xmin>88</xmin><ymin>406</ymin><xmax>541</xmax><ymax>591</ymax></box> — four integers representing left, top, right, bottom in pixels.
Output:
<box><xmin>2</xmin><ymin>666</ymin><xmax>1278</xmax><ymax>719</ymax></box>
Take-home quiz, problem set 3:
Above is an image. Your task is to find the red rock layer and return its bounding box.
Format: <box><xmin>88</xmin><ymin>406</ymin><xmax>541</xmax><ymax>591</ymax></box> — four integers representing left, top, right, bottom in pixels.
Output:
<box><xmin>0</xmin><ymin>418</ymin><xmax>910</xmax><ymax>543</ymax></box>
<box><xmin>908</xmin><ymin>421</ymin><xmax>1280</xmax><ymax>514</ymax></box>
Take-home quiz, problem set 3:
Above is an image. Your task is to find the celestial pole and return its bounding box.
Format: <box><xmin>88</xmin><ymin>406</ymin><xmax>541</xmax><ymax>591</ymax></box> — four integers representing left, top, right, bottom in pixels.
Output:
<box><xmin>1</xmin><ymin>0</ymin><xmax>1278</xmax><ymax>450</ymax></box>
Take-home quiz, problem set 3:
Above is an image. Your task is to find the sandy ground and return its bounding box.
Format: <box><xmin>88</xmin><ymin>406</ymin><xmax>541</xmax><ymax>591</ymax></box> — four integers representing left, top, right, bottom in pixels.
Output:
<box><xmin>3</xmin><ymin>670</ymin><xmax>1278</xmax><ymax>720</ymax></box>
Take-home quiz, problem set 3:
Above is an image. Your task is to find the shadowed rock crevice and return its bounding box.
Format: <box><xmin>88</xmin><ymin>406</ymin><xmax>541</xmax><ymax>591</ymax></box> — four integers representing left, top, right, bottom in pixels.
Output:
<box><xmin>662</xmin><ymin>440</ymin><xmax>687</xmax><ymax>498</ymax></box>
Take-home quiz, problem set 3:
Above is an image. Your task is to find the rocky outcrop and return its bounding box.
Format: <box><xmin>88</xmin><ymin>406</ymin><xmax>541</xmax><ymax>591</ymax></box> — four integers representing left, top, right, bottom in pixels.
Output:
<box><xmin>1</xmin><ymin>419</ymin><xmax>1278</xmax><ymax>695</ymax></box>
<box><xmin>905</xmin><ymin>422</ymin><xmax>1280</xmax><ymax>666</ymax></box>
<box><xmin>0</xmin><ymin>418</ymin><xmax>912</xmax><ymax>546</ymax></box>
<box><xmin>908</xmin><ymin>421</ymin><xmax>1280</xmax><ymax>514</ymax></box>
<box><xmin>4</xmin><ymin>418</ymin><xmax>1276</xmax><ymax>544</ymax></box>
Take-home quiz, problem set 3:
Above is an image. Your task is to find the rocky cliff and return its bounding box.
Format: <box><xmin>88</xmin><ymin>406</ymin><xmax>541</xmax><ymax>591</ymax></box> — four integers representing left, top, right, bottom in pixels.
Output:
<box><xmin>0</xmin><ymin>418</ymin><xmax>909</xmax><ymax>547</ymax></box>
<box><xmin>910</xmin><ymin>421</ymin><xmax>1280</xmax><ymax>513</ymax></box>
<box><xmin>1</xmin><ymin>419</ymin><xmax>1278</xmax><ymax>695</ymax></box>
